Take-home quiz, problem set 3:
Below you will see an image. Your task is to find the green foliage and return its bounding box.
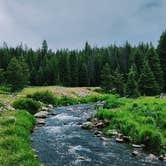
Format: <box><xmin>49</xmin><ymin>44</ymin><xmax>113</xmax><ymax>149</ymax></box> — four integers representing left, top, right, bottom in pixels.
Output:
<box><xmin>0</xmin><ymin>110</ymin><xmax>40</xmax><ymax>166</ymax></box>
<box><xmin>147</xmin><ymin>45</ymin><xmax>163</xmax><ymax>91</ymax></box>
<box><xmin>139</xmin><ymin>128</ymin><xmax>161</xmax><ymax>151</ymax></box>
<box><xmin>12</xmin><ymin>98</ymin><xmax>41</xmax><ymax>114</ymax></box>
<box><xmin>100</xmin><ymin>63</ymin><xmax>112</xmax><ymax>92</ymax></box>
<box><xmin>6</xmin><ymin>57</ymin><xmax>29</xmax><ymax>92</ymax></box>
<box><xmin>125</xmin><ymin>65</ymin><xmax>140</xmax><ymax>98</ymax></box>
<box><xmin>79</xmin><ymin>63</ymin><xmax>89</xmax><ymax>86</ymax></box>
<box><xmin>95</xmin><ymin>96</ymin><xmax>166</xmax><ymax>153</ymax></box>
<box><xmin>0</xmin><ymin>68</ymin><xmax>5</xmax><ymax>84</ymax></box>
<box><xmin>139</xmin><ymin>61</ymin><xmax>160</xmax><ymax>96</ymax></box>
<box><xmin>110</xmin><ymin>68</ymin><xmax>125</xmax><ymax>96</ymax></box>
<box><xmin>27</xmin><ymin>91</ymin><xmax>56</xmax><ymax>105</ymax></box>
<box><xmin>0</xmin><ymin>33</ymin><xmax>165</xmax><ymax>96</ymax></box>
<box><xmin>103</xmin><ymin>96</ymin><xmax>125</xmax><ymax>109</ymax></box>
<box><xmin>157</xmin><ymin>31</ymin><xmax>166</xmax><ymax>91</ymax></box>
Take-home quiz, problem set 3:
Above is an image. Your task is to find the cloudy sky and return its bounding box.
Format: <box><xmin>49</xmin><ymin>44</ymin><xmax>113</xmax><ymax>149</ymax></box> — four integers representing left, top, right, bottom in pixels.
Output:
<box><xmin>0</xmin><ymin>0</ymin><xmax>165</xmax><ymax>50</ymax></box>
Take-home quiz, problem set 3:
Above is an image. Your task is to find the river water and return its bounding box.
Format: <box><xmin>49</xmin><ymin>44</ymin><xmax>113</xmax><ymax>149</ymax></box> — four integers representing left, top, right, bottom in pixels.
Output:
<box><xmin>31</xmin><ymin>103</ymin><xmax>165</xmax><ymax>166</ymax></box>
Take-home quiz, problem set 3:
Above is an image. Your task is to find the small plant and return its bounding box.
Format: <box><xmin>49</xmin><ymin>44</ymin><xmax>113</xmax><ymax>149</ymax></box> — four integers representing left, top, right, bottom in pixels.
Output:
<box><xmin>12</xmin><ymin>98</ymin><xmax>41</xmax><ymax>114</ymax></box>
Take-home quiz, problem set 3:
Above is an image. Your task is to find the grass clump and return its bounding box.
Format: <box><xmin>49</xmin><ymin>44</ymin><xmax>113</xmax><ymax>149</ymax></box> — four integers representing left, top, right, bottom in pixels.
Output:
<box><xmin>0</xmin><ymin>110</ymin><xmax>40</xmax><ymax>166</ymax></box>
<box><xmin>27</xmin><ymin>90</ymin><xmax>56</xmax><ymax>105</ymax></box>
<box><xmin>12</xmin><ymin>98</ymin><xmax>41</xmax><ymax>114</ymax></box>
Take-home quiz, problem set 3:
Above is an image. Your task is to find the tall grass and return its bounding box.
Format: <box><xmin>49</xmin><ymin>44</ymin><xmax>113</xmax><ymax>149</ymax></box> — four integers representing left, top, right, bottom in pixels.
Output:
<box><xmin>0</xmin><ymin>110</ymin><xmax>40</xmax><ymax>166</ymax></box>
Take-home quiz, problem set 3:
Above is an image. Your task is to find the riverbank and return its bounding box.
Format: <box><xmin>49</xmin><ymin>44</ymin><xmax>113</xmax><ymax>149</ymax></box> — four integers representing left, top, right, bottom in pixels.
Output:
<box><xmin>88</xmin><ymin>95</ymin><xmax>166</xmax><ymax>160</ymax></box>
<box><xmin>1</xmin><ymin>85</ymin><xmax>166</xmax><ymax>164</ymax></box>
<box><xmin>0</xmin><ymin>86</ymin><xmax>102</xmax><ymax>165</ymax></box>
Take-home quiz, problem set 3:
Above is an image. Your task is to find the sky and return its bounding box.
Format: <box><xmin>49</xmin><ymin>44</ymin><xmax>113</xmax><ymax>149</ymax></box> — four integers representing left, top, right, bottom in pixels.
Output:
<box><xmin>0</xmin><ymin>0</ymin><xmax>166</xmax><ymax>50</ymax></box>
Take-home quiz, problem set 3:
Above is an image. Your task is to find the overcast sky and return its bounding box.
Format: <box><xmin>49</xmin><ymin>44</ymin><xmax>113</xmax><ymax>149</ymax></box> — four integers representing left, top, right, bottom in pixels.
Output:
<box><xmin>0</xmin><ymin>0</ymin><xmax>165</xmax><ymax>50</ymax></box>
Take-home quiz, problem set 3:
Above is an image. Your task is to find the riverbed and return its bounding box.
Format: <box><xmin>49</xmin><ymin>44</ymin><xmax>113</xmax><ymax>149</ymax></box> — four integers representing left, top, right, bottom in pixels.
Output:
<box><xmin>31</xmin><ymin>103</ymin><xmax>165</xmax><ymax>166</ymax></box>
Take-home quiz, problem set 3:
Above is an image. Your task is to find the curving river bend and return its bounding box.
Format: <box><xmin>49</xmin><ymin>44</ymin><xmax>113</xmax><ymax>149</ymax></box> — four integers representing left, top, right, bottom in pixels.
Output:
<box><xmin>31</xmin><ymin>103</ymin><xmax>165</xmax><ymax>166</ymax></box>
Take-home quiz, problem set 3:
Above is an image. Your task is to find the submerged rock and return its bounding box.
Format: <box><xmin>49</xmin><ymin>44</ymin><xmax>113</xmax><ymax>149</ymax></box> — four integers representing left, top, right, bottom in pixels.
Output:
<box><xmin>67</xmin><ymin>107</ymin><xmax>73</xmax><ymax>111</ymax></box>
<box><xmin>34</xmin><ymin>111</ymin><xmax>48</xmax><ymax>118</ymax></box>
<box><xmin>132</xmin><ymin>150</ymin><xmax>139</xmax><ymax>156</ymax></box>
<box><xmin>146</xmin><ymin>154</ymin><xmax>157</xmax><ymax>161</ymax></box>
<box><xmin>81</xmin><ymin>122</ymin><xmax>93</xmax><ymax>129</ymax></box>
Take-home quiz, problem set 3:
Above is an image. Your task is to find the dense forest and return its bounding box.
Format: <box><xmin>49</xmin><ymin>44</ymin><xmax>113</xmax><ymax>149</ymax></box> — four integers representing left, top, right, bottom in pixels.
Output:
<box><xmin>0</xmin><ymin>31</ymin><xmax>166</xmax><ymax>96</ymax></box>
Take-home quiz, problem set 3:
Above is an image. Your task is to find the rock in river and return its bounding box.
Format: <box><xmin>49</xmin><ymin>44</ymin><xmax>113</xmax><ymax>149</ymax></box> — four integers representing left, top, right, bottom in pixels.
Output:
<box><xmin>34</xmin><ymin>111</ymin><xmax>48</xmax><ymax>118</ymax></box>
<box><xmin>132</xmin><ymin>150</ymin><xmax>139</xmax><ymax>156</ymax></box>
<box><xmin>81</xmin><ymin>122</ymin><xmax>93</xmax><ymax>129</ymax></box>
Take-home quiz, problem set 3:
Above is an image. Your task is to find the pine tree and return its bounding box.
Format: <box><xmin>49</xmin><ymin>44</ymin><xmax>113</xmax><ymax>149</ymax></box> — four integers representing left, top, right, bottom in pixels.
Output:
<box><xmin>0</xmin><ymin>68</ymin><xmax>4</xmax><ymax>84</ymax></box>
<box><xmin>79</xmin><ymin>63</ymin><xmax>89</xmax><ymax>86</ymax></box>
<box><xmin>69</xmin><ymin>51</ymin><xmax>79</xmax><ymax>86</ymax></box>
<box><xmin>111</xmin><ymin>67</ymin><xmax>124</xmax><ymax>96</ymax></box>
<box><xmin>125</xmin><ymin>65</ymin><xmax>140</xmax><ymax>98</ymax></box>
<box><xmin>6</xmin><ymin>58</ymin><xmax>29</xmax><ymax>91</ymax></box>
<box><xmin>139</xmin><ymin>61</ymin><xmax>160</xmax><ymax>96</ymax></box>
<box><xmin>147</xmin><ymin>45</ymin><xmax>163</xmax><ymax>91</ymax></box>
<box><xmin>157</xmin><ymin>31</ymin><xmax>166</xmax><ymax>90</ymax></box>
<box><xmin>100</xmin><ymin>63</ymin><xmax>112</xmax><ymax>92</ymax></box>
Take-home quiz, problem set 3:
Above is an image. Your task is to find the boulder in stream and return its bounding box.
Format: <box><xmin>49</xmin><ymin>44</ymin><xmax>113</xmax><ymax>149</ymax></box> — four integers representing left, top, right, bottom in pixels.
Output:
<box><xmin>67</xmin><ymin>107</ymin><xmax>73</xmax><ymax>111</ymax></box>
<box><xmin>34</xmin><ymin>111</ymin><xmax>48</xmax><ymax>118</ymax></box>
<box><xmin>81</xmin><ymin>122</ymin><xmax>93</xmax><ymax>129</ymax></box>
<box><xmin>115</xmin><ymin>138</ymin><xmax>124</xmax><ymax>143</ymax></box>
<box><xmin>132</xmin><ymin>150</ymin><xmax>139</xmax><ymax>156</ymax></box>
<box><xmin>146</xmin><ymin>154</ymin><xmax>157</xmax><ymax>161</ymax></box>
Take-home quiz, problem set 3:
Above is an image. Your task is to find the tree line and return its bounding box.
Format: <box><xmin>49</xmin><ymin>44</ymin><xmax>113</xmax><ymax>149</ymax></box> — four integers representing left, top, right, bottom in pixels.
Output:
<box><xmin>0</xmin><ymin>31</ymin><xmax>166</xmax><ymax>96</ymax></box>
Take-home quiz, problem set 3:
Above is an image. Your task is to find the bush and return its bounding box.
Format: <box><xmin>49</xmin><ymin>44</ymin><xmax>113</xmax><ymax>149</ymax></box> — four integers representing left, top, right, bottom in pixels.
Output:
<box><xmin>57</xmin><ymin>96</ymin><xmax>78</xmax><ymax>106</ymax></box>
<box><xmin>12</xmin><ymin>98</ymin><xmax>41</xmax><ymax>114</ymax></box>
<box><xmin>103</xmin><ymin>97</ymin><xmax>124</xmax><ymax>109</ymax></box>
<box><xmin>27</xmin><ymin>91</ymin><xmax>56</xmax><ymax>105</ymax></box>
<box><xmin>139</xmin><ymin>128</ymin><xmax>162</xmax><ymax>151</ymax></box>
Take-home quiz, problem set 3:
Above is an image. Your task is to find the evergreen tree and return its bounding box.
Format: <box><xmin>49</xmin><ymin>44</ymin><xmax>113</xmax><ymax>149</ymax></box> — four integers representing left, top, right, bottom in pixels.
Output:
<box><xmin>79</xmin><ymin>63</ymin><xmax>89</xmax><ymax>86</ymax></box>
<box><xmin>69</xmin><ymin>52</ymin><xmax>79</xmax><ymax>86</ymax></box>
<box><xmin>6</xmin><ymin>58</ymin><xmax>29</xmax><ymax>91</ymax></box>
<box><xmin>139</xmin><ymin>61</ymin><xmax>160</xmax><ymax>96</ymax></box>
<box><xmin>111</xmin><ymin>67</ymin><xmax>124</xmax><ymax>96</ymax></box>
<box><xmin>125</xmin><ymin>65</ymin><xmax>140</xmax><ymax>98</ymax></box>
<box><xmin>0</xmin><ymin>68</ymin><xmax>4</xmax><ymax>84</ymax></box>
<box><xmin>147</xmin><ymin>45</ymin><xmax>163</xmax><ymax>91</ymax></box>
<box><xmin>157</xmin><ymin>31</ymin><xmax>166</xmax><ymax>90</ymax></box>
<box><xmin>100</xmin><ymin>63</ymin><xmax>112</xmax><ymax>92</ymax></box>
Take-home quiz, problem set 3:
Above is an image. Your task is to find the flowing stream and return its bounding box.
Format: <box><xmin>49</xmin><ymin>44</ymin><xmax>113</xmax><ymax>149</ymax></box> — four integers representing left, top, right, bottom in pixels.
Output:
<box><xmin>31</xmin><ymin>103</ymin><xmax>165</xmax><ymax>166</ymax></box>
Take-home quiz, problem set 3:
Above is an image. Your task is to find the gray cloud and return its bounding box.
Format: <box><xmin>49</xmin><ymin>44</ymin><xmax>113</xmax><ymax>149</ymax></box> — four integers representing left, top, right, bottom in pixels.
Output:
<box><xmin>0</xmin><ymin>0</ymin><xmax>165</xmax><ymax>50</ymax></box>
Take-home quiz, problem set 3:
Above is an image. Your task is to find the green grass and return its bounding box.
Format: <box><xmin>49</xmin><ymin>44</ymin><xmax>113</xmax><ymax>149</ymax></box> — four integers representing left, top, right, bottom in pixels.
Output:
<box><xmin>0</xmin><ymin>110</ymin><xmax>40</xmax><ymax>166</ymax></box>
<box><xmin>95</xmin><ymin>95</ymin><xmax>166</xmax><ymax>154</ymax></box>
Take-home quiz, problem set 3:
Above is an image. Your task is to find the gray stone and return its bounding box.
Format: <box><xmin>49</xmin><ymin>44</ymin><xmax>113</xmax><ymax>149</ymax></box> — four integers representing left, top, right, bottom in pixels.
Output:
<box><xmin>34</xmin><ymin>111</ymin><xmax>48</xmax><ymax>118</ymax></box>
<box><xmin>67</xmin><ymin>107</ymin><xmax>73</xmax><ymax>111</ymax></box>
<box><xmin>132</xmin><ymin>150</ymin><xmax>139</xmax><ymax>156</ymax></box>
<box><xmin>146</xmin><ymin>154</ymin><xmax>157</xmax><ymax>161</ymax></box>
<box><xmin>81</xmin><ymin>122</ymin><xmax>93</xmax><ymax>129</ymax></box>
<box><xmin>115</xmin><ymin>138</ymin><xmax>124</xmax><ymax>143</ymax></box>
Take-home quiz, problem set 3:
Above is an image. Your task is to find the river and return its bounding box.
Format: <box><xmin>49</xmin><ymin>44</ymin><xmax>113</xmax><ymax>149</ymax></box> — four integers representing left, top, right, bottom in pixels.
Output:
<box><xmin>31</xmin><ymin>103</ymin><xmax>165</xmax><ymax>166</ymax></box>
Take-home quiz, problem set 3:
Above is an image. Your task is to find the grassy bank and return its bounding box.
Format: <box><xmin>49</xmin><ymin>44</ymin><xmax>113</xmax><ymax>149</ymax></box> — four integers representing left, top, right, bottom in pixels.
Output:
<box><xmin>95</xmin><ymin>95</ymin><xmax>166</xmax><ymax>154</ymax></box>
<box><xmin>0</xmin><ymin>110</ymin><xmax>40</xmax><ymax>166</ymax></box>
<box><xmin>0</xmin><ymin>85</ymin><xmax>102</xmax><ymax>166</ymax></box>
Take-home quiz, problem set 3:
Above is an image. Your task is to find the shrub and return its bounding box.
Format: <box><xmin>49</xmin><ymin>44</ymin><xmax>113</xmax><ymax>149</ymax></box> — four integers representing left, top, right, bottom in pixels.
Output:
<box><xmin>103</xmin><ymin>98</ymin><xmax>124</xmax><ymax>109</ymax></box>
<box><xmin>12</xmin><ymin>98</ymin><xmax>41</xmax><ymax>114</ymax></box>
<box><xmin>139</xmin><ymin>128</ymin><xmax>162</xmax><ymax>151</ymax></box>
<box><xmin>57</xmin><ymin>96</ymin><xmax>78</xmax><ymax>106</ymax></box>
<box><xmin>27</xmin><ymin>91</ymin><xmax>56</xmax><ymax>105</ymax></box>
